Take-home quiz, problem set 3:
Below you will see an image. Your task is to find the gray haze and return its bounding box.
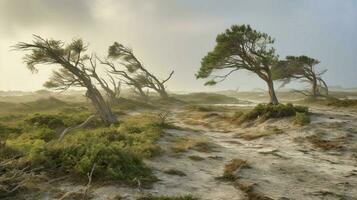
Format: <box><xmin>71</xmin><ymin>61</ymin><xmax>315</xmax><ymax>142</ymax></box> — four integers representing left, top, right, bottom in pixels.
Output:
<box><xmin>0</xmin><ymin>0</ymin><xmax>356</xmax><ymax>92</ymax></box>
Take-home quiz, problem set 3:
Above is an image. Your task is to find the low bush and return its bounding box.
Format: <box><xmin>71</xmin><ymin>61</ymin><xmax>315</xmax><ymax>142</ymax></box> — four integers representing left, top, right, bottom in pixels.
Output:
<box><xmin>3</xmin><ymin>113</ymin><xmax>165</xmax><ymax>186</ymax></box>
<box><xmin>25</xmin><ymin>114</ymin><xmax>65</xmax><ymax>129</ymax></box>
<box><xmin>294</xmin><ymin>112</ymin><xmax>310</xmax><ymax>126</ymax></box>
<box><xmin>235</xmin><ymin>103</ymin><xmax>308</xmax><ymax>123</ymax></box>
<box><xmin>0</xmin><ymin>123</ymin><xmax>21</xmax><ymax>140</ymax></box>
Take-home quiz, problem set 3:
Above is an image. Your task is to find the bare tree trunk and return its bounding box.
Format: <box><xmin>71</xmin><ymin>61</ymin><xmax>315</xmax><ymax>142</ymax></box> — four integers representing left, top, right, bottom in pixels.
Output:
<box><xmin>319</xmin><ymin>78</ymin><xmax>329</xmax><ymax>96</ymax></box>
<box><xmin>86</xmin><ymin>87</ymin><xmax>117</xmax><ymax>124</ymax></box>
<box><xmin>267</xmin><ymin>78</ymin><xmax>279</xmax><ymax>105</ymax></box>
<box><xmin>311</xmin><ymin>77</ymin><xmax>318</xmax><ymax>97</ymax></box>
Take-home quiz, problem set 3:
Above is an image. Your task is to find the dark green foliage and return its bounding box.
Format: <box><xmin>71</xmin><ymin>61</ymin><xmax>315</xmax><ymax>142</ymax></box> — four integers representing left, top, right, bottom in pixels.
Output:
<box><xmin>196</xmin><ymin>24</ymin><xmax>280</xmax><ymax>104</ymax></box>
<box><xmin>25</xmin><ymin>114</ymin><xmax>65</xmax><ymax>129</ymax></box>
<box><xmin>137</xmin><ymin>195</ymin><xmax>199</xmax><ymax>200</ymax></box>
<box><xmin>0</xmin><ymin>123</ymin><xmax>21</xmax><ymax>139</ymax></box>
<box><xmin>236</xmin><ymin>103</ymin><xmax>308</xmax><ymax>123</ymax></box>
<box><xmin>294</xmin><ymin>112</ymin><xmax>310</xmax><ymax>126</ymax></box>
<box><xmin>196</xmin><ymin>24</ymin><xmax>277</xmax><ymax>82</ymax></box>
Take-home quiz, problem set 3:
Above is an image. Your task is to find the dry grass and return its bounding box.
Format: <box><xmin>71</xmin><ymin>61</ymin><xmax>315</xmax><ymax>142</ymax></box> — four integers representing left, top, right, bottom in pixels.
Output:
<box><xmin>221</xmin><ymin>158</ymin><xmax>249</xmax><ymax>180</ymax></box>
<box><xmin>307</xmin><ymin>135</ymin><xmax>343</xmax><ymax>151</ymax></box>
<box><xmin>235</xmin><ymin>180</ymin><xmax>273</xmax><ymax>200</ymax></box>
<box><xmin>171</xmin><ymin>137</ymin><xmax>215</xmax><ymax>153</ymax></box>
<box><xmin>237</xmin><ymin>127</ymin><xmax>283</xmax><ymax>141</ymax></box>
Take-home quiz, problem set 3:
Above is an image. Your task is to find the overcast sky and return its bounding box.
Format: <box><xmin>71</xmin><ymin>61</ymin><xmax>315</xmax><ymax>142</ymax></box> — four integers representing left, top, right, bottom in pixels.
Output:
<box><xmin>0</xmin><ymin>0</ymin><xmax>356</xmax><ymax>92</ymax></box>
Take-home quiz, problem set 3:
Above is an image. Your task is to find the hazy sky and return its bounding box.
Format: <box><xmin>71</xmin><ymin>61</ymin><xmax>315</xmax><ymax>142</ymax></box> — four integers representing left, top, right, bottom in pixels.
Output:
<box><xmin>0</xmin><ymin>0</ymin><xmax>356</xmax><ymax>92</ymax></box>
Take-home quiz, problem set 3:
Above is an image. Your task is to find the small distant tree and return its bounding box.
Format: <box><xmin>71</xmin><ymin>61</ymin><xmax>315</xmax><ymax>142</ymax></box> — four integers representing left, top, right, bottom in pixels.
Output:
<box><xmin>107</xmin><ymin>42</ymin><xmax>174</xmax><ymax>99</ymax></box>
<box><xmin>15</xmin><ymin>36</ymin><xmax>117</xmax><ymax>124</ymax></box>
<box><xmin>196</xmin><ymin>25</ymin><xmax>280</xmax><ymax>104</ymax></box>
<box><xmin>272</xmin><ymin>55</ymin><xmax>328</xmax><ymax>97</ymax></box>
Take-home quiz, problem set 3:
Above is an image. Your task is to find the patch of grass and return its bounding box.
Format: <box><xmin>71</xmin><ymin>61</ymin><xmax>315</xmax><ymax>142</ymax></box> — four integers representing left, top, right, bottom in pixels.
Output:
<box><xmin>293</xmin><ymin>112</ymin><xmax>310</xmax><ymax>126</ymax></box>
<box><xmin>2</xmin><ymin>113</ymin><xmax>166</xmax><ymax>186</ymax></box>
<box><xmin>238</xmin><ymin>103</ymin><xmax>309</xmax><ymax>122</ymax></box>
<box><xmin>164</xmin><ymin>169</ymin><xmax>187</xmax><ymax>176</ymax></box>
<box><xmin>171</xmin><ymin>137</ymin><xmax>214</xmax><ymax>153</ymax></box>
<box><xmin>235</xmin><ymin>103</ymin><xmax>308</xmax><ymax>124</ymax></box>
<box><xmin>137</xmin><ymin>195</ymin><xmax>199</xmax><ymax>200</ymax></box>
<box><xmin>221</xmin><ymin>158</ymin><xmax>249</xmax><ymax>181</ymax></box>
<box><xmin>188</xmin><ymin>155</ymin><xmax>205</xmax><ymax>161</ymax></box>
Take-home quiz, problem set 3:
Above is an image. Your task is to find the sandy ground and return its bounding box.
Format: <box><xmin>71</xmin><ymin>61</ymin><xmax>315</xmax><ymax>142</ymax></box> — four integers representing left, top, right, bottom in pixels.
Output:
<box><xmin>47</xmin><ymin>105</ymin><xmax>357</xmax><ymax>200</ymax></box>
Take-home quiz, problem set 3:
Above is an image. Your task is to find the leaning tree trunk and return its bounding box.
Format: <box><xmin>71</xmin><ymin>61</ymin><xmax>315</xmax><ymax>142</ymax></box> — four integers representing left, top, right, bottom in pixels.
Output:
<box><xmin>267</xmin><ymin>78</ymin><xmax>279</xmax><ymax>105</ymax></box>
<box><xmin>311</xmin><ymin>77</ymin><xmax>318</xmax><ymax>97</ymax></box>
<box><xmin>320</xmin><ymin>79</ymin><xmax>329</xmax><ymax>96</ymax></box>
<box><xmin>86</xmin><ymin>87</ymin><xmax>117</xmax><ymax>124</ymax></box>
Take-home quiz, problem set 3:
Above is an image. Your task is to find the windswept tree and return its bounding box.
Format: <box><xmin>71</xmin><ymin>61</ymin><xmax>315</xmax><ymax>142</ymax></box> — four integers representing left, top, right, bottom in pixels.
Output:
<box><xmin>107</xmin><ymin>42</ymin><xmax>174</xmax><ymax>99</ymax></box>
<box><xmin>272</xmin><ymin>55</ymin><xmax>328</xmax><ymax>97</ymax></box>
<box><xmin>100</xmin><ymin>59</ymin><xmax>149</xmax><ymax>101</ymax></box>
<box><xmin>15</xmin><ymin>36</ymin><xmax>117</xmax><ymax>124</ymax></box>
<box><xmin>196</xmin><ymin>25</ymin><xmax>280</xmax><ymax>104</ymax></box>
<box><xmin>86</xmin><ymin>55</ymin><xmax>121</xmax><ymax>104</ymax></box>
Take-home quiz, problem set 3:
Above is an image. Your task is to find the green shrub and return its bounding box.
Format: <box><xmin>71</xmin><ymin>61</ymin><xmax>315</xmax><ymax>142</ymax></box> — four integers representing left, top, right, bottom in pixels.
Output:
<box><xmin>44</xmin><ymin>132</ymin><xmax>153</xmax><ymax>182</ymax></box>
<box><xmin>3</xmin><ymin>113</ymin><xmax>164</xmax><ymax>185</ymax></box>
<box><xmin>236</xmin><ymin>103</ymin><xmax>308</xmax><ymax>123</ymax></box>
<box><xmin>294</xmin><ymin>112</ymin><xmax>310</xmax><ymax>126</ymax></box>
<box><xmin>25</xmin><ymin>114</ymin><xmax>65</xmax><ymax>129</ymax></box>
<box><xmin>0</xmin><ymin>123</ymin><xmax>21</xmax><ymax>139</ymax></box>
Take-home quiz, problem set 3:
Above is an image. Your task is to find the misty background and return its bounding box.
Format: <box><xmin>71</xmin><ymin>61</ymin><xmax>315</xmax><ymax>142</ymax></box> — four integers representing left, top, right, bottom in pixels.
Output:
<box><xmin>0</xmin><ymin>0</ymin><xmax>356</xmax><ymax>92</ymax></box>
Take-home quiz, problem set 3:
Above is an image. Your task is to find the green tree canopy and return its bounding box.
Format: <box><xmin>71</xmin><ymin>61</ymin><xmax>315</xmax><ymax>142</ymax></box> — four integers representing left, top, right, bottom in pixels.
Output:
<box><xmin>196</xmin><ymin>24</ymin><xmax>280</xmax><ymax>104</ymax></box>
